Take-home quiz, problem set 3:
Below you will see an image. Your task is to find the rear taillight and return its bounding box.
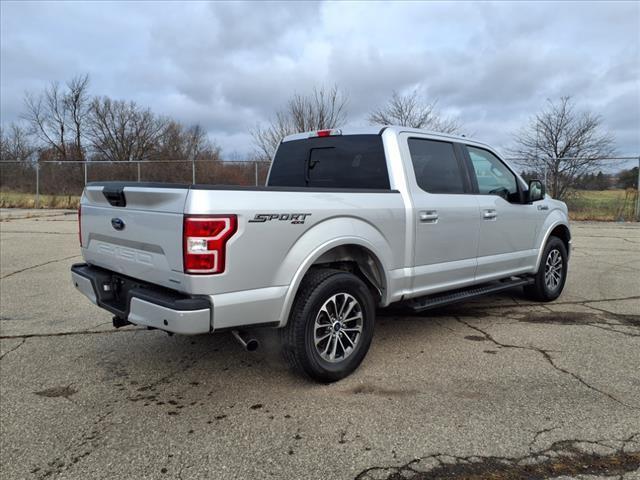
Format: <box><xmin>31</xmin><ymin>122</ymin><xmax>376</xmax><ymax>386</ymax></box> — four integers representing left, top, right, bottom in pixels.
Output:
<box><xmin>78</xmin><ymin>205</ymin><xmax>82</xmax><ymax>247</ymax></box>
<box><xmin>183</xmin><ymin>215</ymin><xmax>237</xmax><ymax>274</ymax></box>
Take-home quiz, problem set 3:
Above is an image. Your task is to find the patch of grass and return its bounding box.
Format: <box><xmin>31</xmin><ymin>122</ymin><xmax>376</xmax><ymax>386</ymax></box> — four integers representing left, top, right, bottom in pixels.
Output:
<box><xmin>566</xmin><ymin>189</ymin><xmax>638</xmax><ymax>221</ymax></box>
<box><xmin>0</xmin><ymin>191</ymin><xmax>80</xmax><ymax>209</ymax></box>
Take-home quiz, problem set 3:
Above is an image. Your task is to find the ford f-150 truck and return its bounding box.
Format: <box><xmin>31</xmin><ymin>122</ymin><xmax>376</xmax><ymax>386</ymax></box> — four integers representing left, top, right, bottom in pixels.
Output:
<box><xmin>71</xmin><ymin>126</ymin><xmax>570</xmax><ymax>382</ymax></box>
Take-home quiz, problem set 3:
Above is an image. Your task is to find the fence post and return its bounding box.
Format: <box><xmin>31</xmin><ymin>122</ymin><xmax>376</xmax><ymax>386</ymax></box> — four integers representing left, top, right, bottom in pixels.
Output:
<box><xmin>35</xmin><ymin>162</ymin><xmax>40</xmax><ymax>209</ymax></box>
<box><xmin>254</xmin><ymin>161</ymin><xmax>259</xmax><ymax>186</ymax></box>
<box><xmin>636</xmin><ymin>156</ymin><xmax>640</xmax><ymax>221</ymax></box>
<box><xmin>192</xmin><ymin>159</ymin><xmax>196</xmax><ymax>184</ymax></box>
<box><xmin>83</xmin><ymin>161</ymin><xmax>88</xmax><ymax>185</ymax></box>
<box><xmin>137</xmin><ymin>162</ymin><xmax>141</xmax><ymax>182</ymax></box>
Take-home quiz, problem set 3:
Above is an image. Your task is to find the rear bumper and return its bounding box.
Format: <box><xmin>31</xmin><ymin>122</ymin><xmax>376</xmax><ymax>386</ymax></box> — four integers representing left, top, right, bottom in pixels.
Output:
<box><xmin>71</xmin><ymin>263</ymin><xmax>211</xmax><ymax>335</ymax></box>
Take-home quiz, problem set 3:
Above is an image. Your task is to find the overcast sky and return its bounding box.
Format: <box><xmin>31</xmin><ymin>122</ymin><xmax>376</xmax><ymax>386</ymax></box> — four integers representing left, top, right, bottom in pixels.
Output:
<box><xmin>1</xmin><ymin>1</ymin><xmax>639</xmax><ymax>164</ymax></box>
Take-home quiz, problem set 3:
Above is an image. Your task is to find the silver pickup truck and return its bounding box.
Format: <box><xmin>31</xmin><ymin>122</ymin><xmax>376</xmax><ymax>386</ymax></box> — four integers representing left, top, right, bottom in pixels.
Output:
<box><xmin>71</xmin><ymin>126</ymin><xmax>570</xmax><ymax>382</ymax></box>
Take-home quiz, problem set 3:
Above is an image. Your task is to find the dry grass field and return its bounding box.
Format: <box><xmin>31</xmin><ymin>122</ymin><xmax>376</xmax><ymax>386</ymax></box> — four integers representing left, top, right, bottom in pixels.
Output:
<box><xmin>0</xmin><ymin>191</ymin><xmax>80</xmax><ymax>209</ymax></box>
<box><xmin>566</xmin><ymin>189</ymin><xmax>638</xmax><ymax>221</ymax></box>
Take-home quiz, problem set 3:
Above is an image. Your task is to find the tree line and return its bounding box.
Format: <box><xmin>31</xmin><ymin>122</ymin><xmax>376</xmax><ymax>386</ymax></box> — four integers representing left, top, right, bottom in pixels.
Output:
<box><xmin>1</xmin><ymin>73</ymin><xmax>632</xmax><ymax>200</ymax></box>
<box><xmin>1</xmin><ymin>74</ymin><xmax>221</xmax><ymax>164</ymax></box>
<box><xmin>521</xmin><ymin>167</ymin><xmax>638</xmax><ymax>191</ymax></box>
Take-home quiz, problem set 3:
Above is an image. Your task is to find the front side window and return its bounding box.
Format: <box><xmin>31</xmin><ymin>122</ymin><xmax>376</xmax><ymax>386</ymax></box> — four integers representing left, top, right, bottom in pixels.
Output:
<box><xmin>466</xmin><ymin>146</ymin><xmax>519</xmax><ymax>202</ymax></box>
<box><xmin>408</xmin><ymin>138</ymin><xmax>466</xmax><ymax>194</ymax></box>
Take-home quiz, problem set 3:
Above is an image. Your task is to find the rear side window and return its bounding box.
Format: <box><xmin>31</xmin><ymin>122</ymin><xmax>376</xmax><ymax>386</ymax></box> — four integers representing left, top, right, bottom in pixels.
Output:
<box><xmin>408</xmin><ymin>138</ymin><xmax>465</xmax><ymax>194</ymax></box>
<box><xmin>268</xmin><ymin>135</ymin><xmax>390</xmax><ymax>189</ymax></box>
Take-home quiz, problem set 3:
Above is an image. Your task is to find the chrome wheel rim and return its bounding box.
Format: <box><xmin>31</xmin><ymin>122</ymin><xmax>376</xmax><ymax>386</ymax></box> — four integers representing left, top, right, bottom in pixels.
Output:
<box><xmin>544</xmin><ymin>248</ymin><xmax>563</xmax><ymax>291</ymax></box>
<box><xmin>313</xmin><ymin>293</ymin><xmax>363</xmax><ymax>363</ymax></box>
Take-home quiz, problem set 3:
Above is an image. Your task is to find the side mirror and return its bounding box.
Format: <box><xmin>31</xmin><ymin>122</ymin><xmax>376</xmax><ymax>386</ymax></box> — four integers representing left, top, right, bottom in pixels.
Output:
<box><xmin>527</xmin><ymin>179</ymin><xmax>545</xmax><ymax>203</ymax></box>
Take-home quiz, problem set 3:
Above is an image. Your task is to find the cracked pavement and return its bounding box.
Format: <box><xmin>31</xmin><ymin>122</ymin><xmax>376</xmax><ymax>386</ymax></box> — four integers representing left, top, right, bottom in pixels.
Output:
<box><xmin>1</xmin><ymin>211</ymin><xmax>639</xmax><ymax>479</ymax></box>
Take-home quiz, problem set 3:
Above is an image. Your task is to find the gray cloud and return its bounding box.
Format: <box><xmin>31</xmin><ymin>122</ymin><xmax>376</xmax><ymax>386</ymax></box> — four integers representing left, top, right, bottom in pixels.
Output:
<box><xmin>1</xmin><ymin>0</ymin><xmax>638</xmax><ymax>161</ymax></box>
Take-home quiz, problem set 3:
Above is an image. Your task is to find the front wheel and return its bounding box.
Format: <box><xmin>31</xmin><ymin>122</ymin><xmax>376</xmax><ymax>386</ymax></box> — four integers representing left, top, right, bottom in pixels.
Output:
<box><xmin>524</xmin><ymin>236</ymin><xmax>568</xmax><ymax>302</ymax></box>
<box><xmin>280</xmin><ymin>269</ymin><xmax>375</xmax><ymax>383</ymax></box>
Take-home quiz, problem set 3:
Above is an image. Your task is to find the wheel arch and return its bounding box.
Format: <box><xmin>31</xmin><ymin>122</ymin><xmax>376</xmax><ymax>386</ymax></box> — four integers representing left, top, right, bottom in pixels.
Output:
<box><xmin>276</xmin><ymin>235</ymin><xmax>392</xmax><ymax>328</ymax></box>
<box><xmin>535</xmin><ymin>218</ymin><xmax>571</xmax><ymax>272</ymax></box>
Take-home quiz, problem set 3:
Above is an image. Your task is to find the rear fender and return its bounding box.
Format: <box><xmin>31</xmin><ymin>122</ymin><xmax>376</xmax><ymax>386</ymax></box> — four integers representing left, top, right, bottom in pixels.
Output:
<box><xmin>274</xmin><ymin>217</ymin><xmax>394</xmax><ymax>327</ymax></box>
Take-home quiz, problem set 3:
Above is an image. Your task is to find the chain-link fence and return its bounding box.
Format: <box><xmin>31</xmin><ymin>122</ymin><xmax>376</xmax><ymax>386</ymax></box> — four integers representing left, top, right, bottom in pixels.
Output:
<box><xmin>0</xmin><ymin>159</ymin><xmax>271</xmax><ymax>207</ymax></box>
<box><xmin>1</xmin><ymin>156</ymin><xmax>638</xmax><ymax>220</ymax></box>
<box><xmin>505</xmin><ymin>155</ymin><xmax>640</xmax><ymax>221</ymax></box>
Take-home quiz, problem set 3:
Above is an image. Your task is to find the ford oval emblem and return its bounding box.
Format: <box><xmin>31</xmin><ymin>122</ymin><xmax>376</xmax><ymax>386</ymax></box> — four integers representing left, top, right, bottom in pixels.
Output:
<box><xmin>111</xmin><ymin>218</ymin><xmax>125</xmax><ymax>231</ymax></box>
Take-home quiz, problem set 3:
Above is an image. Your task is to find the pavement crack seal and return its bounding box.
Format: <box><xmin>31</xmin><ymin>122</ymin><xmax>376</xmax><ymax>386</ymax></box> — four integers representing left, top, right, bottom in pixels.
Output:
<box><xmin>455</xmin><ymin>317</ymin><xmax>638</xmax><ymax>411</ymax></box>
<box><xmin>470</xmin><ymin>295</ymin><xmax>640</xmax><ymax>312</ymax></box>
<box><xmin>0</xmin><ymin>327</ymin><xmax>145</xmax><ymax>340</ymax></box>
<box><xmin>1</xmin><ymin>230</ymin><xmax>76</xmax><ymax>235</ymax></box>
<box><xmin>519</xmin><ymin>310</ymin><xmax>640</xmax><ymax>339</ymax></box>
<box><xmin>127</xmin><ymin>350</ymin><xmax>207</xmax><ymax>403</ymax></box>
<box><xmin>355</xmin><ymin>436</ymin><xmax>640</xmax><ymax>480</ymax></box>
<box><xmin>33</xmin><ymin>408</ymin><xmax>114</xmax><ymax>479</ymax></box>
<box><xmin>1</xmin><ymin>254</ymin><xmax>81</xmax><ymax>279</ymax></box>
<box><xmin>0</xmin><ymin>337</ymin><xmax>26</xmax><ymax>360</ymax></box>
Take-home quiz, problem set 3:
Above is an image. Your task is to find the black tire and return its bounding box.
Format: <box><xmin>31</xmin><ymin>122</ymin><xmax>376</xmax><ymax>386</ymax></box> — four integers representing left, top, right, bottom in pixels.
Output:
<box><xmin>524</xmin><ymin>236</ymin><xmax>568</xmax><ymax>302</ymax></box>
<box><xmin>280</xmin><ymin>268</ymin><xmax>375</xmax><ymax>383</ymax></box>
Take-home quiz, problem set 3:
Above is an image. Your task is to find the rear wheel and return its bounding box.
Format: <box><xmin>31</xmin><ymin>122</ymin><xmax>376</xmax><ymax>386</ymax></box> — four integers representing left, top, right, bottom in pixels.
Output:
<box><xmin>280</xmin><ymin>269</ymin><xmax>375</xmax><ymax>383</ymax></box>
<box><xmin>524</xmin><ymin>236</ymin><xmax>568</xmax><ymax>302</ymax></box>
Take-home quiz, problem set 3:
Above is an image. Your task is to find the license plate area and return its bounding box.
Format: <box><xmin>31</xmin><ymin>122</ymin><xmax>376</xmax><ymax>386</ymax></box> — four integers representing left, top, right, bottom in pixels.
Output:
<box><xmin>71</xmin><ymin>263</ymin><xmax>210</xmax><ymax>318</ymax></box>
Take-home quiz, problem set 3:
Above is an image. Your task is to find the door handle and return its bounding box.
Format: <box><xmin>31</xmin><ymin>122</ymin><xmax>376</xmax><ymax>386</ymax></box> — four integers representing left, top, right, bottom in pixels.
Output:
<box><xmin>537</xmin><ymin>204</ymin><xmax>549</xmax><ymax>211</ymax></box>
<box><xmin>419</xmin><ymin>210</ymin><xmax>439</xmax><ymax>223</ymax></box>
<box><xmin>482</xmin><ymin>209</ymin><xmax>497</xmax><ymax>220</ymax></box>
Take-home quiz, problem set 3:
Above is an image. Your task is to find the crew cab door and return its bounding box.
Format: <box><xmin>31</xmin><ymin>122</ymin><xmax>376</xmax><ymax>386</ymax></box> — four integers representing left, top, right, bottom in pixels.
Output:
<box><xmin>399</xmin><ymin>134</ymin><xmax>481</xmax><ymax>296</ymax></box>
<box><xmin>462</xmin><ymin>145</ymin><xmax>539</xmax><ymax>281</ymax></box>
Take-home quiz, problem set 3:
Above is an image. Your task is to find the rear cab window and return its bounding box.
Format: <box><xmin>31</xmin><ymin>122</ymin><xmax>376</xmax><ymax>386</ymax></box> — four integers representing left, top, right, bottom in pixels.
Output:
<box><xmin>268</xmin><ymin>135</ymin><xmax>390</xmax><ymax>189</ymax></box>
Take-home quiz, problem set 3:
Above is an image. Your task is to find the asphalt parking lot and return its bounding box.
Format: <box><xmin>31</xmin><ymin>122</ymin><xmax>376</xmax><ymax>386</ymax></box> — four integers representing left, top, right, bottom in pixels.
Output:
<box><xmin>1</xmin><ymin>209</ymin><xmax>639</xmax><ymax>480</ymax></box>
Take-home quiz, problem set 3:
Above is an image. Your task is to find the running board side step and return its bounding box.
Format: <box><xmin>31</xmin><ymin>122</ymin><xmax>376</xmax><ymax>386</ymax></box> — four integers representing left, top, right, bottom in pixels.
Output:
<box><xmin>404</xmin><ymin>277</ymin><xmax>534</xmax><ymax>312</ymax></box>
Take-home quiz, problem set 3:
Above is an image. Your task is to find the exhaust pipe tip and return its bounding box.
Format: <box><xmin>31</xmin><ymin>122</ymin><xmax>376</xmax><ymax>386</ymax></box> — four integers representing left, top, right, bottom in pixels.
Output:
<box><xmin>245</xmin><ymin>338</ymin><xmax>259</xmax><ymax>352</ymax></box>
<box><xmin>232</xmin><ymin>329</ymin><xmax>259</xmax><ymax>352</ymax></box>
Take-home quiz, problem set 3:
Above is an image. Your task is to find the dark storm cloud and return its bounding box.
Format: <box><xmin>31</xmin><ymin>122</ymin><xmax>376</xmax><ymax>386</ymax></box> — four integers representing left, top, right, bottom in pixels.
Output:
<box><xmin>1</xmin><ymin>1</ymin><xmax>638</xmax><ymax>158</ymax></box>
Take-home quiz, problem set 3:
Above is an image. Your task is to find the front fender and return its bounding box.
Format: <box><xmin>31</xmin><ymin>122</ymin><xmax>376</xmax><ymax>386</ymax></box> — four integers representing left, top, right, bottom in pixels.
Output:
<box><xmin>274</xmin><ymin>216</ymin><xmax>396</xmax><ymax>327</ymax></box>
<box><xmin>534</xmin><ymin>207</ymin><xmax>570</xmax><ymax>272</ymax></box>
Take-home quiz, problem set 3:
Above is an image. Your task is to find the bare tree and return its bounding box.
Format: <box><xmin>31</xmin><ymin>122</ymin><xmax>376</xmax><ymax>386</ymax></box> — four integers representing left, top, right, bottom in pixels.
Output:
<box><xmin>65</xmin><ymin>74</ymin><xmax>90</xmax><ymax>159</ymax></box>
<box><xmin>87</xmin><ymin>97</ymin><xmax>168</xmax><ymax>162</ymax></box>
<box><xmin>154</xmin><ymin>121</ymin><xmax>221</xmax><ymax>162</ymax></box>
<box><xmin>0</xmin><ymin>123</ymin><xmax>35</xmax><ymax>162</ymax></box>
<box><xmin>368</xmin><ymin>90</ymin><xmax>461</xmax><ymax>134</ymax></box>
<box><xmin>252</xmin><ymin>85</ymin><xmax>348</xmax><ymax>161</ymax></box>
<box><xmin>22</xmin><ymin>74</ymin><xmax>90</xmax><ymax>160</ymax></box>
<box><xmin>510</xmin><ymin>97</ymin><xmax>616</xmax><ymax>200</ymax></box>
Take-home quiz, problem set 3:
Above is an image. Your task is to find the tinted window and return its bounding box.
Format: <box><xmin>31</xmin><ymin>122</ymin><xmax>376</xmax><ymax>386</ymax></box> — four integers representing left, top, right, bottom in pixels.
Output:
<box><xmin>466</xmin><ymin>146</ymin><xmax>519</xmax><ymax>202</ymax></box>
<box><xmin>268</xmin><ymin>135</ymin><xmax>390</xmax><ymax>189</ymax></box>
<box><xmin>408</xmin><ymin>138</ymin><xmax>465</xmax><ymax>194</ymax></box>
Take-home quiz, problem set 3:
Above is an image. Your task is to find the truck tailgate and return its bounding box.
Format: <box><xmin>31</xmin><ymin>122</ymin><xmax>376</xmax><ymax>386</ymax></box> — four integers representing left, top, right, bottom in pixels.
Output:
<box><xmin>81</xmin><ymin>183</ymin><xmax>189</xmax><ymax>289</ymax></box>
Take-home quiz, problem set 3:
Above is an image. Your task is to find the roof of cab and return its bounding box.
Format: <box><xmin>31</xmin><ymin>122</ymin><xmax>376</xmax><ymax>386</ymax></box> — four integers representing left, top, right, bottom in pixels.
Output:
<box><xmin>281</xmin><ymin>125</ymin><xmax>492</xmax><ymax>149</ymax></box>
